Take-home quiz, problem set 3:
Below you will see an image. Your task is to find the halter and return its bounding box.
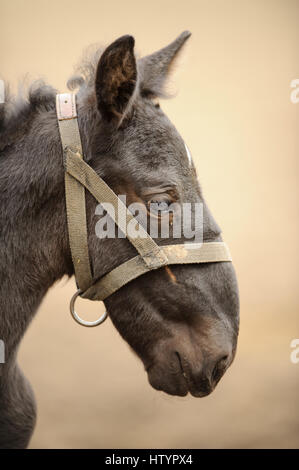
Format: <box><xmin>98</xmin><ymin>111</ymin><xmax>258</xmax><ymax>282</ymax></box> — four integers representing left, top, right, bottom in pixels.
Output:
<box><xmin>56</xmin><ymin>93</ymin><xmax>232</xmax><ymax>327</ymax></box>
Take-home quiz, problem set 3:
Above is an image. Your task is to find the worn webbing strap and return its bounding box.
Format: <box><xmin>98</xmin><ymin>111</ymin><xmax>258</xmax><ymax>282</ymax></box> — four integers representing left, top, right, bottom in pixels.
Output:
<box><xmin>65</xmin><ymin>149</ymin><xmax>169</xmax><ymax>269</ymax></box>
<box><xmin>82</xmin><ymin>242</ymin><xmax>232</xmax><ymax>301</ymax></box>
<box><xmin>56</xmin><ymin>92</ymin><xmax>233</xmax><ymax>311</ymax></box>
<box><xmin>56</xmin><ymin>93</ymin><xmax>93</xmax><ymax>291</ymax></box>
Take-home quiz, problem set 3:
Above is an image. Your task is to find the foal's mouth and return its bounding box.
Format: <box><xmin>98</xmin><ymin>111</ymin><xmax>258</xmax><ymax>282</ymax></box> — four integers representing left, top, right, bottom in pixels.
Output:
<box><xmin>146</xmin><ymin>350</ymin><xmax>230</xmax><ymax>398</ymax></box>
<box><xmin>174</xmin><ymin>351</ymin><xmax>215</xmax><ymax>398</ymax></box>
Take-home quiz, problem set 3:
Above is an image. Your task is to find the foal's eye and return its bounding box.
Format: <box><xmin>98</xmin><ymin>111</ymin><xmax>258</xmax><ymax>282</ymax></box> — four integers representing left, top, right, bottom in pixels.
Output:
<box><xmin>146</xmin><ymin>196</ymin><xmax>171</xmax><ymax>216</ymax></box>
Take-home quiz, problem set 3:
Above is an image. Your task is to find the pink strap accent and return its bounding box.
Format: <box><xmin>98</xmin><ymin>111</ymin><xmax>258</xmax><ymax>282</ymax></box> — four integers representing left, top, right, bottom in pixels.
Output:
<box><xmin>56</xmin><ymin>93</ymin><xmax>77</xmax><ymax>120</ymax></box>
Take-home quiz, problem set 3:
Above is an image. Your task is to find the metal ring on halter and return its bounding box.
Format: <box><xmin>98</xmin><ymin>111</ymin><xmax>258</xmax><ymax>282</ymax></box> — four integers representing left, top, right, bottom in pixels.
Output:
<box><xmin>70</xmin><ymin>289</ymin><xmax>108</xmax><ymax>327</ymax></box>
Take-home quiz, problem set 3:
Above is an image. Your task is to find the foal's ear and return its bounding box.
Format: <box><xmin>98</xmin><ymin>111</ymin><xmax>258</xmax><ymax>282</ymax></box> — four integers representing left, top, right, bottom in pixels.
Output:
<box><xmin>95</xmin><ymin>35</ymin><xmax>137</xmax><ymax>123</ymax></box>
<box><xmin>138</xmin><ymin>31</ymin><xmax>191</xmax><ymax>98</ymax></box>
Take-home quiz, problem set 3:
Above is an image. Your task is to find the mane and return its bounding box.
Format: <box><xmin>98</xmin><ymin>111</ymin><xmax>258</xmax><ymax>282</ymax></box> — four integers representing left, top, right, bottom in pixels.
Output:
<box><xmin>0</xmin><ymin>44</ymin><xmax>105</xmax><ymax>145</ymax></box>
<box><xmin>0</xmin><ymin>80</ymin><xmax>57</xmax><ymax>149</ymax></box>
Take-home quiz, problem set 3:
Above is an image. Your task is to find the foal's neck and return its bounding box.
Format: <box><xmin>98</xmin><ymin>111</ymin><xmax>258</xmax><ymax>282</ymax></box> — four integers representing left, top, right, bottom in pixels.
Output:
<box><xmin>0</xmin><ymin>105</ymin><xmax>73</xmax><ymax>355</ymax></box>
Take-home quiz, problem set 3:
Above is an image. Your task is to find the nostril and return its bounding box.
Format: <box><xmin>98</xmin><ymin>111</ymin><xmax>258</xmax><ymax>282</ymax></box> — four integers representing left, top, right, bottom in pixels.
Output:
<box><xmin>216</xmin><ymin>355</ymin><xmax>229</xmax><ymax>369</ymax></box>
<box><xmin>212</xmin><ymin>355</ymin><xmax>229</xmax><ymax>383</ymax></box>
<box><xmin>219</xmin><ymin>355</ymin><xmax>229</xmax><ymax>363</ymax></box>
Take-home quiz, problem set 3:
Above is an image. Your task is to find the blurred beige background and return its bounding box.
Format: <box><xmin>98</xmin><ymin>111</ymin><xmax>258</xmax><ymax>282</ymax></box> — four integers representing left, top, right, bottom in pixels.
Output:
<box><xmin>1</xmin><ymin>0</ymin><xmax>299</xmax><ymax>449</ymax></box>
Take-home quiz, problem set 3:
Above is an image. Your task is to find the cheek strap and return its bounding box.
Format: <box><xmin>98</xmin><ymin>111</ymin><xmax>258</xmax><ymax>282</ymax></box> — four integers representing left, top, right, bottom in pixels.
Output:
<box><xmin>56</xmin><ymin>93</ymin><xmax>93</xmax><ymax>292</ymax></box>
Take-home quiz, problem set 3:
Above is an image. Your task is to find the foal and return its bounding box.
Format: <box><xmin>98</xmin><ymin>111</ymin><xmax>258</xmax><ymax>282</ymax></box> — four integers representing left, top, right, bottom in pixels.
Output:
<box><xmin>0</xmin><ymin>32</ymin><xmax>239</xmax><ymax>448</ymax></box>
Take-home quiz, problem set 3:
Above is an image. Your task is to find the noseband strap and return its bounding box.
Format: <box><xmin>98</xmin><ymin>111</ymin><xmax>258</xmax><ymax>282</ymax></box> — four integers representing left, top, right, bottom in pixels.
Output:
<box><xmin>56</xmin><ymin>93</ymin><xmax>232</xmax><ymax>326</ymax></box>
<box><xmin>82</xmin><ymin>242</ymin><xmax>231</xmax><ymax>302</ymax></box>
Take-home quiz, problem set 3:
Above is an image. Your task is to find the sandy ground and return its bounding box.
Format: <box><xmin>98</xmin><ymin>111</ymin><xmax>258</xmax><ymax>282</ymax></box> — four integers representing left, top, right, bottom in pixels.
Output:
<box><xmin>18</xmin><ymin>279</ymin><xmax>299</xmax><ymax>449</ymax></box>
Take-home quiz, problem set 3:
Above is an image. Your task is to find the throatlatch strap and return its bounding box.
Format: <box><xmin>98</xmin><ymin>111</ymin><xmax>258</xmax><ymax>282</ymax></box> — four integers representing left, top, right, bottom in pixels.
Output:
<box><xmin>65</xmin><ymin>149</ymin><xmax>169</xmax><ymax>269</ymax></box>
<box><xmin>56</xmin><ymin>93</ymin><xmax>93</xmax><ymax>291</ymax></box>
